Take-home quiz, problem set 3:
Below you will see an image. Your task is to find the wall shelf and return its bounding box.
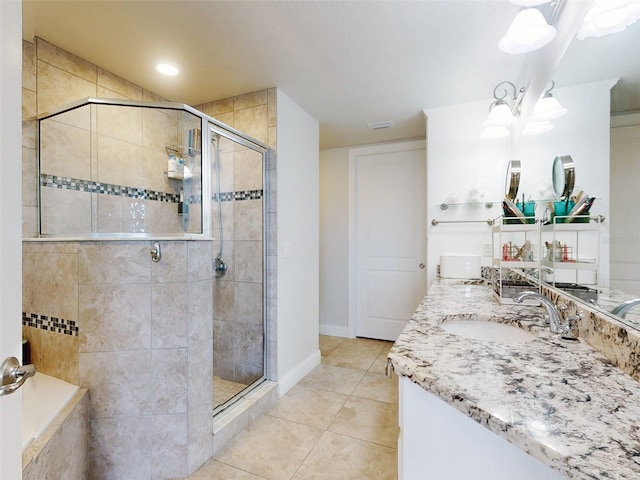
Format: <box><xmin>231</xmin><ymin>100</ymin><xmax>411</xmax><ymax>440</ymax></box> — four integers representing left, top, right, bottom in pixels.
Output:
<box><xmin>492</xmin><ymin>220</ymin><xmax>542</xmax><ymax>303</ymax></box>
<box><xmin>431</xmin><ymin>218</ymin><xmax>495</xmax><ymax>227</ymax></box>
<box><xmin>541</xmin><ymin>220</ymin><xmax>601</xmax><ymax>286</ymax></box>
<box><xmin>439</xmin><ymin>201</ymin><xmax>495</xmax><ymax>210</ymax></box>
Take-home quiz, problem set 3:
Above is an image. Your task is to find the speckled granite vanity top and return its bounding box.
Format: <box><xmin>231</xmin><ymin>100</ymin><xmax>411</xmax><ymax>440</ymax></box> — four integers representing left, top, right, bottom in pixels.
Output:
<box><xmin>388</xmin><ymin>280</ymin><xmax>640</xmax><ymax>480</ymax></box>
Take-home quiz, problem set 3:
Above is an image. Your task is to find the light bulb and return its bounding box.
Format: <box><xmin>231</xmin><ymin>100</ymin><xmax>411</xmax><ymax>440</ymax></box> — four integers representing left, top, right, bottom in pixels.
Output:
<box><xmin>499</xmin><ymin>8</ymin><xmax>557</xmax><ymax>54</ymax></box>
<box><xmin>577</xmin><ymin>0</ymin><xmax>640</xmax><ymax>39</ymax></box>
<box><xmin>595</xmin><ymin>6</ymin><xmax>630</xmax><ymax>29</ymax></box>
<box><xmin>156</xmin><ymin>63</ymin><xmax>180</xmax><ymax>76</ymax></box>
<box><xmin>531</xmin><ymin>96</ymin><xmax>567</xmax><ymax>121</ymax></box>
<box><xmin>484</xmin><ymin>103</ymin><xmax>517</xmax><ymax>127</ymax></box>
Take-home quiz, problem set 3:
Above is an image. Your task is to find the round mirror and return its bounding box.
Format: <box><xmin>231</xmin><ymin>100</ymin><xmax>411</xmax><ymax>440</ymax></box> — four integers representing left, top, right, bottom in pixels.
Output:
<box><xmin>552</xmin><ymin>155</ymin><xmax>575</xmax><ymax>199</ymax></box>
<box><xmin>505</xmin><ymin>160</ymin><xmax>521</xmax><ymax>201</ymax></box>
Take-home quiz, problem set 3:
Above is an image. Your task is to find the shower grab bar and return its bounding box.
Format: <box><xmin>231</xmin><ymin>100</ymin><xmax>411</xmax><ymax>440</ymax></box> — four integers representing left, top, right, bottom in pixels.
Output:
<box><xmin>431</xmin><ymin>218</ymin><xmax>495</xmax><ymax>227</ymax></box>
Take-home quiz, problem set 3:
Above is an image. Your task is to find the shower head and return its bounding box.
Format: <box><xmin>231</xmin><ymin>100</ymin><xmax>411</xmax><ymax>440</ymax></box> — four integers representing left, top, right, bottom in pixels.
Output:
<box><xmin>214</xmin><ymin>256</ymin><xmax>227</xmax><ymax>278</ymax></box>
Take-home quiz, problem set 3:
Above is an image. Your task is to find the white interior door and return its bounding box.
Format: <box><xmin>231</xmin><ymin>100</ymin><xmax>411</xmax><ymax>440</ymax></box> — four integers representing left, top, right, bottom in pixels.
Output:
<box><xmin>0</xmin><ymin>1</ymin><xmax>24</xmax><ymax>478</ymax></box>
<box><xmin>351</xmin><ymin>142</ymin><xmax>426</xmax><ymax>341</ymax></box>
<box><xmin>610</xmin><ymin>116</ymin><xmax>640</xmax><ymax>295</ymax></box>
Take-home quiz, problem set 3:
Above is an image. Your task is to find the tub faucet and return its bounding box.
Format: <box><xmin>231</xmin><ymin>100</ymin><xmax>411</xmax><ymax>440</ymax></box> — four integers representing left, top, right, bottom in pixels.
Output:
<box><xmin>610</xmin><ymin>298</ymin><xmax>640</xmax><ymax>318</ymax></box>
<box><xmin>514</xmin><ymin>291</ymin><xmax>562</xmax><ymax>334</ymax></box>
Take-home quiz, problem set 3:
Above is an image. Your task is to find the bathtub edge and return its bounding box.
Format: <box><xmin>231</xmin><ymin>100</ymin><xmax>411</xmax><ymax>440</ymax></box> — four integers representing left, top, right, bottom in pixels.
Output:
<box><xmin>23</xmin><ymin>388</ymin><xmax>88</xmax><ymax>479</ymax></box>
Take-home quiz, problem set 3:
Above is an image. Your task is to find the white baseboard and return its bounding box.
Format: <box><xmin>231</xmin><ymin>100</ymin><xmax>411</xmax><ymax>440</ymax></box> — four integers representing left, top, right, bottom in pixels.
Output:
<box><xmin>276</xmin><ymin>349</ymin><xmax>321</xmax><ymax>396</ymax></box>
<box><xmin>319</xmin><ymin>323</ymin><xmax>350</xmax><ymax>338</ymax></box>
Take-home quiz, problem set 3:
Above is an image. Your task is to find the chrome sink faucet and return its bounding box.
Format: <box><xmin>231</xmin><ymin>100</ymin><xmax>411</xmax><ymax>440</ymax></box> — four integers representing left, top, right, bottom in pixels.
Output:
<box><xmin>514</xmin><ymin>291</ymin><xmax>562</xmax><ymax>334</ymax></box>
<box><xmin>610</xmin><ymin>298</ymin><xmax>640</xmax><ymax>318</ymax></box>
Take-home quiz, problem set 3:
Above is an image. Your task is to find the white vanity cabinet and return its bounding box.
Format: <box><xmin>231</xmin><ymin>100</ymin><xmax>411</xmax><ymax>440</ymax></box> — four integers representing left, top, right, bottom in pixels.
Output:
<box><xmin>398</xmin><ymin>377</ymin><xmax>569</xmax><ymax>480</ymax></box>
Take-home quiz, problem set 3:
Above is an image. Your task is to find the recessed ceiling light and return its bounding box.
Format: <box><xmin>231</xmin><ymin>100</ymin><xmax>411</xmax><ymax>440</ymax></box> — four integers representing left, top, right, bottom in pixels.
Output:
<box><xmin>156</xmin><ymin>63</ymin><xmax>180</xmax><ymax>76</ymax></box>
<box><xmin>368</xmin><ymin>121</ymin><xmax>393</xmax><ymax>130</ymax></box>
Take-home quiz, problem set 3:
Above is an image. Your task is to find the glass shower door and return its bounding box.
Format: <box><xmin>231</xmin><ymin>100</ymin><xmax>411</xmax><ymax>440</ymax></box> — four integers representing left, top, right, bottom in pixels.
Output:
<box><xmin>210</xmin><ymin>125</ymin><xmax>267</xmax><ymax>410</ymax></box>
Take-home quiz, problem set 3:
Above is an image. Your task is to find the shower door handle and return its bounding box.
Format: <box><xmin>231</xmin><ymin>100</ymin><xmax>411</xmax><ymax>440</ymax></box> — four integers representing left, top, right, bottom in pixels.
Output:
<box><xmin>0</xmin><ymin>356</ymin><xmax>36</xmax><ymax>397</ymax></box>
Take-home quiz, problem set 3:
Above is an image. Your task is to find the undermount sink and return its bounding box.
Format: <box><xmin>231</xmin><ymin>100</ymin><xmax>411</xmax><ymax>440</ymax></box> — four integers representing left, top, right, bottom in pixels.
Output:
<box><xmin>440</xmin><ymin>318</ymin><xmax>535</xmax><ymax>344</ymax></box>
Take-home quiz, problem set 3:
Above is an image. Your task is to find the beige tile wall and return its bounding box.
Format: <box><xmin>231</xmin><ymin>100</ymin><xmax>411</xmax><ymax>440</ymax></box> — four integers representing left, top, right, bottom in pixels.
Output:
<box><xmin>197</xmin><ymin>87</ymin><xmax>277</xmax><ymax>150</ymax></box>
<box><xmin>23</xmin><ymin>40</ymin><xmax>38</xmax><ymax>237</ymax></box>
<box><xmin>23</xmin><ymin>240</ymin><xmax>213</xmax><ymax>479</ymax></box>
<box><xmin>22</xmin><ymin>241</ymin><xmax>80</xmax><ymax>384</ymax></box>
<box><xmin>25</xmin><ymin>38</ymin><xmax>202</xmax><ymax>237</ymax></box>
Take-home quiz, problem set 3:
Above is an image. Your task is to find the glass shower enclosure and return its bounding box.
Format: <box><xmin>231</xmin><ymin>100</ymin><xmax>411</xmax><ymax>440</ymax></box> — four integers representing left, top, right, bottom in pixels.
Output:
<box><xmin>38</xmin><ymin>97</ymin><xmax>268</xmax><ymax>413</ymax></box>
<box><xmin>38</xmin><ymin>99</ymin><xmax>204</xmax><ymax>236</ymax></box>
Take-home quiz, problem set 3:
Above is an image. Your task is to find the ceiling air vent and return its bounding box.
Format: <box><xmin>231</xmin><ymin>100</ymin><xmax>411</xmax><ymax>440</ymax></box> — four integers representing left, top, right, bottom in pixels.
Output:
<box><xmin>368</xmin><ymin>121</ymin><xmax>393</xmax><ymax>130</ymax></box>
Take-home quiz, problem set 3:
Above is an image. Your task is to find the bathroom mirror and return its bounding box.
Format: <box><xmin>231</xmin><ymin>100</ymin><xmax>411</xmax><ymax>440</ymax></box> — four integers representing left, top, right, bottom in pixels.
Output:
<box><xmin>541</xmin><ymin>20</ymin><xmax>640</xmax><ymax>330</ymax></box>
<box><xmin>551</xmin><ymin>155</ymin><xmax>575</xmax><ymax>200</ymax></box>
<box><xmin>504</xmin><ymin>160</ymin><xmax>521</xmax><ymax>201</ymax></box>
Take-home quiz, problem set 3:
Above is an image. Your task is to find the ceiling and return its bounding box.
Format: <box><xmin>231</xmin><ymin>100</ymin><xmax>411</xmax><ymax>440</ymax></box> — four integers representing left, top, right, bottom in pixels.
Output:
<box><xmin>22</xmin><ymin>1</ymin><xmax>640</xmax><ymax>149</ymax></box>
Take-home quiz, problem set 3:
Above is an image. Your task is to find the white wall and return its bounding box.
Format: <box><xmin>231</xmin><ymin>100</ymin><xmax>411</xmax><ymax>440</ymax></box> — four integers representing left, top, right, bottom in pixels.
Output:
<box><xmin>425</xmin><ymin>79</ymin><xmax>615</xmax><ymax>288</ymax></box>
<box><xmin>276</xmin><ymin>89</ymin><xmax>320</xmax><ymax>395</ymax></box>
<box><xmin>319</xmin><ymin>147</ymin><xmax>349</xmax><ymax>337</ymax></box>
<box><xmin>0</xmin><ymin>1</ymin><xmax>24</xmax><ymax>478</ymax></box>
<box><xmin>425</xmin><ymin>99</ymin><xmax>512</xmax><ymax>286</ymax></box>
<box><xmin>610</xmin><ymin>112</ymin><xmax>640</xmax><ymax>295</ymax></box>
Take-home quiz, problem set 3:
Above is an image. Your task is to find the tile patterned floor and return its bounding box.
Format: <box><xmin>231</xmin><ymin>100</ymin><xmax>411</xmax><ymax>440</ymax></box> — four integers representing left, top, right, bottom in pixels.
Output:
<box><xmin>214</xmin><ymin>376</ymin><xmax>249</xmax><ymax>408</ymax></box>
<box><xmin>185</xmin><ymin>336</ymin><xmax>398</xmax><ymax>480</ymax></box>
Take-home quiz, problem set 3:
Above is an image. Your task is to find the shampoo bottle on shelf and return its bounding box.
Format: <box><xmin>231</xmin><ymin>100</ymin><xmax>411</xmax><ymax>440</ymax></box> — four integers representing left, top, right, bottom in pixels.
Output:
<box><xmin>168</xmin><ymin>154</ymin><xmax>177</xmax><ymax>178</ymax></box>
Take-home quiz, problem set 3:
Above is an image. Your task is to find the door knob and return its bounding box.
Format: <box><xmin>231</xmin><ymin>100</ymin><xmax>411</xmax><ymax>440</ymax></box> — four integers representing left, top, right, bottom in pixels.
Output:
<box><xmin>0</xmin><ymin>356</ymin><xmax>36</xmax><ymax>397</ymax></box>
<box><xmin>419</xmin><ymin>263</ymin><xmax>425</xmax><ymax>269</ymax></box>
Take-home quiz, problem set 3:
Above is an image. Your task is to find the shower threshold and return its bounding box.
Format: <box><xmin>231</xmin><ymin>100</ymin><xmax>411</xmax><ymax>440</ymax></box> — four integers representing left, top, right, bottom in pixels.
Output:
<box><xmin>212</xmin><ymin>377</ymin><xmax>275</xmax><ymax>420</ymax></box>
<box><xmin>212</xmin><ymin>379</ymin><xmax>277</xmax><ymax>451</ymax></box>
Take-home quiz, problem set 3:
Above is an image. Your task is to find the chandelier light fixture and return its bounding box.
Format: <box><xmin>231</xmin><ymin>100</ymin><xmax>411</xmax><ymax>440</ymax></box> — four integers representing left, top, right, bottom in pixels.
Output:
<box><xmin>484</xmin><ymin>81</ymin><xmax>526</xmax><ymax>126</ymax></box>
<box><xmin>530</xmin><ymin>81</ymin><xmax>567</xmax><ymax>122</ymax></box>
<box><xmin>577</xmin><ymin>0</ymin><xmax>640</xmax><ymax>39</ymax></box>
<box><xmin>481</xmin><ymin>80</ymin><xmax>566</xmax><ymax>139</ymax></box>
<box><xmin>499</xmin><ymin>7</ymin><xmax>557</xmax><ymax>54</ymax></box>
<box><xmin>481</xmin><ymin>81</ymin><xmax>526</xmax><ymax>139</ymax></box>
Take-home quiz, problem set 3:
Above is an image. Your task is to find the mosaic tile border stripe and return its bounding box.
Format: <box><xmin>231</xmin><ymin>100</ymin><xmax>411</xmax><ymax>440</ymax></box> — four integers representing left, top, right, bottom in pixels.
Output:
<box><xmin>22</xmin><ymin>312</ymin><xmax>79</xmax><ymax>337</ymax></box>
<box><xmin>213</xmin><ymin>190</ymin><xmax>263</xmax><ymax>202</ymax></box>
<box><xmin>41</xmin><ymin>174</ymin><xmax>182</xmax><ymax>203</ymax></box>
<box><xmin>41</xmin><ymin>174</ymin><xmax>262</xmax><ymax>203</ymax></box>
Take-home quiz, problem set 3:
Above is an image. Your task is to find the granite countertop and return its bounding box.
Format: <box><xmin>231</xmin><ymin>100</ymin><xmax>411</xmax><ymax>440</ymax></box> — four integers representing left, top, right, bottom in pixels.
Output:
<box><xmin>388</xmin><ymin>280</ymin><xmax>640</xmax><ymax>480</ymax></box>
